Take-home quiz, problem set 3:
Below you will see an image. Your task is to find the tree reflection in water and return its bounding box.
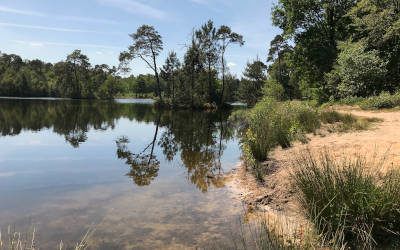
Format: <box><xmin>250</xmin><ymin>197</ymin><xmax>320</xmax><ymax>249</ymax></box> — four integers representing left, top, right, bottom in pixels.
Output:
<box><xmin>116</xmin><ymin>136</ymin><xmax>160</xmax><ymax>186</ymax></box>
<box><xmin>0</xmin><ymin>98</ymin><xmax>240</xmax><ymax>191</ymax></box>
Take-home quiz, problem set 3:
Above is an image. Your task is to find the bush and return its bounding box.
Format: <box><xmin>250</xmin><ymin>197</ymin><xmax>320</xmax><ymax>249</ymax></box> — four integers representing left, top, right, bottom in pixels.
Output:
<box><xmin>243</xmin><ymin>98</ymin><xmax>319</xmax><ymax>163</ymax></box>
<box><xmin>263</xmin><ymin>79</ymin><xmax>285</xmax><ymax>101</ymax></box>
<box><xmin>327</xmin><ymin>41</ymin><xmax>388</xmax><ymax>98</ymax></box>
<box><xmin>292</xmin><ymin>151</ymin><xmax>400</xmax><ymax>247</ymax></box>
<box><xmin>359</xmin><ymin>91</ymin><xmax>400</xmax><ymax>110</ymax></box>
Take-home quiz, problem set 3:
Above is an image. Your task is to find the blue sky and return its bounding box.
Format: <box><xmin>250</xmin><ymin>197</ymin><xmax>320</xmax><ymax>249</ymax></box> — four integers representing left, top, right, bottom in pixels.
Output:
<box><xmin>0</xmin><ymin>0</ymin><xmax>280</xmax><ymax>76</ymax></box>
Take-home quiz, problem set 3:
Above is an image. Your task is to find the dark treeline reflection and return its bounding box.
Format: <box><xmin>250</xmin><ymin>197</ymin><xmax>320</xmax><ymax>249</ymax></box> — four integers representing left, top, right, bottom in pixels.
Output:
<box><xmin>0</xmin><ymin>99</ymin><xmax>238</xmax><ymax>191</ymax></box>
<box><xmin>0</xmin><ymin>99</ymin><xmax>155</xmax><ymax>147</ymax></box>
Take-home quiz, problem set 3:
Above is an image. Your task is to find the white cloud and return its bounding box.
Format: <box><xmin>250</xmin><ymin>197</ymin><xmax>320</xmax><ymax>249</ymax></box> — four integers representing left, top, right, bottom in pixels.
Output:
<box><xmin>0</xmin><ymin>172</ymin><xmax>16</xmax><ymax>177</ymax></box>
<box><xmin>0</xmin><ymin>5</ymin><xmax>44</xmax><ymax>16</ymax></box>
<box><xmin>0</xmin><ymin>4</ymin><xmax>118</xmax><ymax>24</ymax></box>
<box><xmin>13</xmin><ymin>40</ymin><xmax>121</xmax><ymax>50</ymax></box>
<box><xmin>189</xmin><ymin>0</ymin><xmax>207</xmax><ymax>4</ymax></box>
<box><xmin>97</xmin><ymin>0</ymin><xmax>167</xmax><ymax>20</ymax></box>
<box><xmin>0</xmin><ymin>22</ymin><xmax>119</xmax><ymax>34</ymax></box>
<box><xmin>227</xmin><ymin>62</ymin><xmax>237</xmax><ymax>68</ymax></box>
<box><xmin>58</xmin><ymin>15</ymin><xmax>119</xmax><ymax>25</ymax></box>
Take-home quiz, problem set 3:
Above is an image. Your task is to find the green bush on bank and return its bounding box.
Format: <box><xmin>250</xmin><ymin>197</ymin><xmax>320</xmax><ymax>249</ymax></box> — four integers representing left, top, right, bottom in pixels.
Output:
<box><xmin>243</xmin><ymin>98</ymin><xmax>319</xmax><ymax>164</ymax></box>
<box><xmin>331</xmin><ymin>91</ymin><xmax>400</xmax><ymax>110</ymax></box>
<box><xmin>359</xmin><ymin>91</ymin><xmax>400</xmax><ymax>110</ymax></box>
<box><xmin>292</xmin><ymin>151</ymin><xmax>400</xmax><ymax>247</ymax></box>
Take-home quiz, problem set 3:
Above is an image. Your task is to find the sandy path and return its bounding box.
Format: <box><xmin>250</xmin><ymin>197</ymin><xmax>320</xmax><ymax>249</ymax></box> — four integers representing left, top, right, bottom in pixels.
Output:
<box><xmin>226</xmin><ymin>107</ymin><xmax>400</xmax><ymax>236</ymax></box>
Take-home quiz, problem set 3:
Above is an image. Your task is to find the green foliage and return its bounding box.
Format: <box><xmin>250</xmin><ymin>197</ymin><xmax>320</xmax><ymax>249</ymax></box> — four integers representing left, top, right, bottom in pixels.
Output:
<box><xmin>0</xmin><ymin>51</ymin><xmax>119</xmax><ymax>99</ymax></box>
<box><xmin>348</xmin><ymin>0</ymin><xmax>400</xmax><ymax>90</ymax></box>
<box><xmin>292</xmin><ymin>151</ymin><xmax>400</xmax><ymax>247</ymax></box>
<box><xmin>326</xmin><ymin>41</ymin><xmax>388</xmax><ymax>98</ymax></box>
<box><xmin>238</xmin><ymin>60</ymin><xmax>267</xmax><ymax>106</ymax></box>
<box><xmin>263</xmin><ymin>79</ymin><xmax>285</xmax><ymax>101</ymax></box>
<box><xmin>97</xmin><ymin>75</ymin><xmax>121</xmax><ymax>99</ymax></box>
<box><xmin>359</xmin><ymin>91</ymin><xmax>400</xmax><ymax>110</ymax></box>
<box><xmin>243</xmin><ymin>99</ymin><xmax>319</xmax><ymax>163</ymax></box>
<box><xmin>239</xmin><ymin>101</ymin><xmax>380</xmax><ymax>180</ymax></box>
<box><xmin>119</xmin><ymin>25</ymin><xmax>164</xmax><ymax>101</ymax></box>
<box><xmin>320</xmin><ymin>110</ymin><xmax>380</xmax><ymax>132</ymax></box>
<box><xmin>269</xmin><ymin>0</ymin><xmax>399</xmax><ymax>102</ymax></box>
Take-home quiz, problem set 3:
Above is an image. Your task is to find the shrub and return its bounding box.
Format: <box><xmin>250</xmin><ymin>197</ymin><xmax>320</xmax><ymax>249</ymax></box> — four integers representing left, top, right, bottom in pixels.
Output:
<box><xmin>292</xmin><ymin>151</ymin><xmax>400</xmax><ymax>247</ymax></box>
<box><xmin>243</xmin><ymin>98</ymin><xmax>319</xmax><ymax>163</ymax></box>
<box><xmin>328</xmin><ymin>41</ymin><xmax>388</xmax><ymax>98</ymax></box>
<box><xmin>263</xmin><ymin>79</ymin><xmax>285</xmax><ymax>101</ymax></box>
<box><xmin>359</xmin><ymin>91</ymin><xmax>400</xmax><ymax>110</ymax></box>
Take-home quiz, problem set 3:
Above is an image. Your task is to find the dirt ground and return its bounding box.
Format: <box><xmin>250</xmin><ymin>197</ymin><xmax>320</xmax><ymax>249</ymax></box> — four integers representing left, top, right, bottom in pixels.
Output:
<box><xmin>226</xmin><ymin>106</ymin><xmax>400</xmax><ymax>237</ymax></box>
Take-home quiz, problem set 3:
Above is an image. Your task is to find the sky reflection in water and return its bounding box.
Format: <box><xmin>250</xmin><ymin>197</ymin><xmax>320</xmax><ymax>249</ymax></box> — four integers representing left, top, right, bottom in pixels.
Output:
<box><xmin>0</xmin><ymin>99</ymin><xmax>243</xmax><ymax>249</ymax></box>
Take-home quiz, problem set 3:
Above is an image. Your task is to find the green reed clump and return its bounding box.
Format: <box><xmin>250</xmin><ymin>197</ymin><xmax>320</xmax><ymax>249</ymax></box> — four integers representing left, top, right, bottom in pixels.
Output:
<box><xmin>244</xmin><ymin>98</ymin><xmax>319</xmax><ymax>163</ymax></box>
<box><xmin>359</xmin><ymin>91</ymin><xmax>400</xmax><ymax>110</ymax></box>
<box><xmin>292</xmin><ymin>151</ymin><xmax>400</xmax><ymax>247</ymax></box>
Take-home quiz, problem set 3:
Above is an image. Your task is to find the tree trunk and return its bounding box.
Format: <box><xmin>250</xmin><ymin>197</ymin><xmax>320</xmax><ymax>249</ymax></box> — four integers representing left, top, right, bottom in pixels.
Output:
<box><xmin>148</xmin><ymin>113</ymin><xmax>160</xmax><ymax>165</ymax></box>
<box><xmin>172</xmin><ymin>78</ymin><xmax>175</xmax><ymax>105</ymax></box>
<box><xmin>152</xmin><ymin>54</ymin><xmax>163</xmax><ymax>103</ymax></box>
<box><xmin>208</xmin><ymin>61</ymin><xmax>212</xmax><ymax>103</ymax></box>
<box><xmin>220</xmin><ymin>51</ymin><xmax>226</xmax><ymax>107</ymax></box>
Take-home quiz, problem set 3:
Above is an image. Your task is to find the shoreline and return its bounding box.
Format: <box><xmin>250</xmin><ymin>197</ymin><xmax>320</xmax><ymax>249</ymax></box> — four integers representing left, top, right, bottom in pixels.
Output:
<box><xmin>225</xmin><ymin>106</ymin><xmax>400</xmax><ymax>239</ymax></box>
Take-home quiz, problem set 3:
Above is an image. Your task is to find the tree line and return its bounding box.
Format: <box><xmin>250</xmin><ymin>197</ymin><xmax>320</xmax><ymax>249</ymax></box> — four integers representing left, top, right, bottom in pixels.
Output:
<box><xmin>0</xmin><ymin>50</ymin><xmax>121</xmax><ymax>99</ymax></box>
<box><xmin>0</xmin><ymin>20</ymin><xmax>251</xmax><ymax>108</ymax></box>
<box><xmin>119</xmin><ymin>21</ymin><xmax>245</xmax><ymax>108</ymax></box>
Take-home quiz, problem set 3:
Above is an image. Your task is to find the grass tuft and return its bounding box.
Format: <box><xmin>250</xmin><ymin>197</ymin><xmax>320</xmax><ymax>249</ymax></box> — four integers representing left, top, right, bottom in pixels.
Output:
<box><xmin>319</xmin><ymin>110</ymin><xmax>381</xmax><ymax>132</ymax></box>
<box><xmin>292</xmin><ymin>150</ymin><xmax>400</xmax><ymax>248</ymax></box>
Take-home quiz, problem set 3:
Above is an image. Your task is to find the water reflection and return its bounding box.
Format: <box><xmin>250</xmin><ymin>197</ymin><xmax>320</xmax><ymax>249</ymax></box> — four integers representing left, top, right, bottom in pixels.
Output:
<box><xmin>0</xmin><ymin>99</ymin><xmax>239</xmax><ymax>192</ymax></box>
<box><xmin>116</xmin><ymin>136</ymin><xmax>160</xmax><ymax>187</ymax></box>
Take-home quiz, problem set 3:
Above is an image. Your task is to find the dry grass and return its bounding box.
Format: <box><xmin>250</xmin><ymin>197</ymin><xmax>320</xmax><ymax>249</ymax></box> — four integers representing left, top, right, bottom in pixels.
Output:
<box><xmin>0</xmin><ymin>226</ymin><xmax>94</xmax><ymax>250</ymax></box>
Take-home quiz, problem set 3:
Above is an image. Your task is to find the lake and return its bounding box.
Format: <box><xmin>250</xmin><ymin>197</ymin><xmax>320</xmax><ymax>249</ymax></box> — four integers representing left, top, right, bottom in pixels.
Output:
<box><xmin>0</xmin><ymin>98</ymin><xmax>244</xmax><ymax>249</ymax></box>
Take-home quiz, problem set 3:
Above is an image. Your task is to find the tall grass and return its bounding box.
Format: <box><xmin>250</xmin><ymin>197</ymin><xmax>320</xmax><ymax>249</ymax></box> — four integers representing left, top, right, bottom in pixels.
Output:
<box><xmin>292</xmin><ymin>150</ymin><xmax>400</xmax><ymax>248</ymax></box>
<box><xmin>208</xmin><ymin>215</ymin><xmax>316</xmax><ymax>250</ymax></box>
<box><xmin>320</xmin><ymin>110</ymin><xmax>381</xmax><ymax>132</ymax></box>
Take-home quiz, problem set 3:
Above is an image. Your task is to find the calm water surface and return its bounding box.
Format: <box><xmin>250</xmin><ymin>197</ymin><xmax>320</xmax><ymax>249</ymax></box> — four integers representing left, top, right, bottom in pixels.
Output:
<box><xmin>0</xmin><ymin>99</ymin><xmax>243</xmax><ymax>249</ymax></box>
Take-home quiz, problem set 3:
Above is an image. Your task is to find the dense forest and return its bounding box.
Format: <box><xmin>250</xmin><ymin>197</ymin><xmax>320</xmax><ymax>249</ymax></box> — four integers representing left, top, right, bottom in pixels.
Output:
<box><xmin>0</xmin><ymin>50</ymin><xmax>121</xmax><ymax>99</ymax></box>
<box><xmin>264</xmin><ymin>0</ymin><xmax>399</xmax><ymax>103</ymax></box>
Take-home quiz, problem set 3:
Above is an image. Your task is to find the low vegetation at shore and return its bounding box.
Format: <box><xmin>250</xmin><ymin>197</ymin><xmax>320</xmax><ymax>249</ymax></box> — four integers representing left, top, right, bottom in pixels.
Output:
<box><xmin>328</xmin><ymin>91</ymin><xmax>400</xmax><ymax>110</ymax></box>
<box><xmin>292</xmin><ymin>150</ymin><xmax>400</xmax><ymax>248</ymax></box>
<box><xmin>235</xmin><ymin>98</ymin><xmax>380</xmax><ymax>181</ymax></box>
